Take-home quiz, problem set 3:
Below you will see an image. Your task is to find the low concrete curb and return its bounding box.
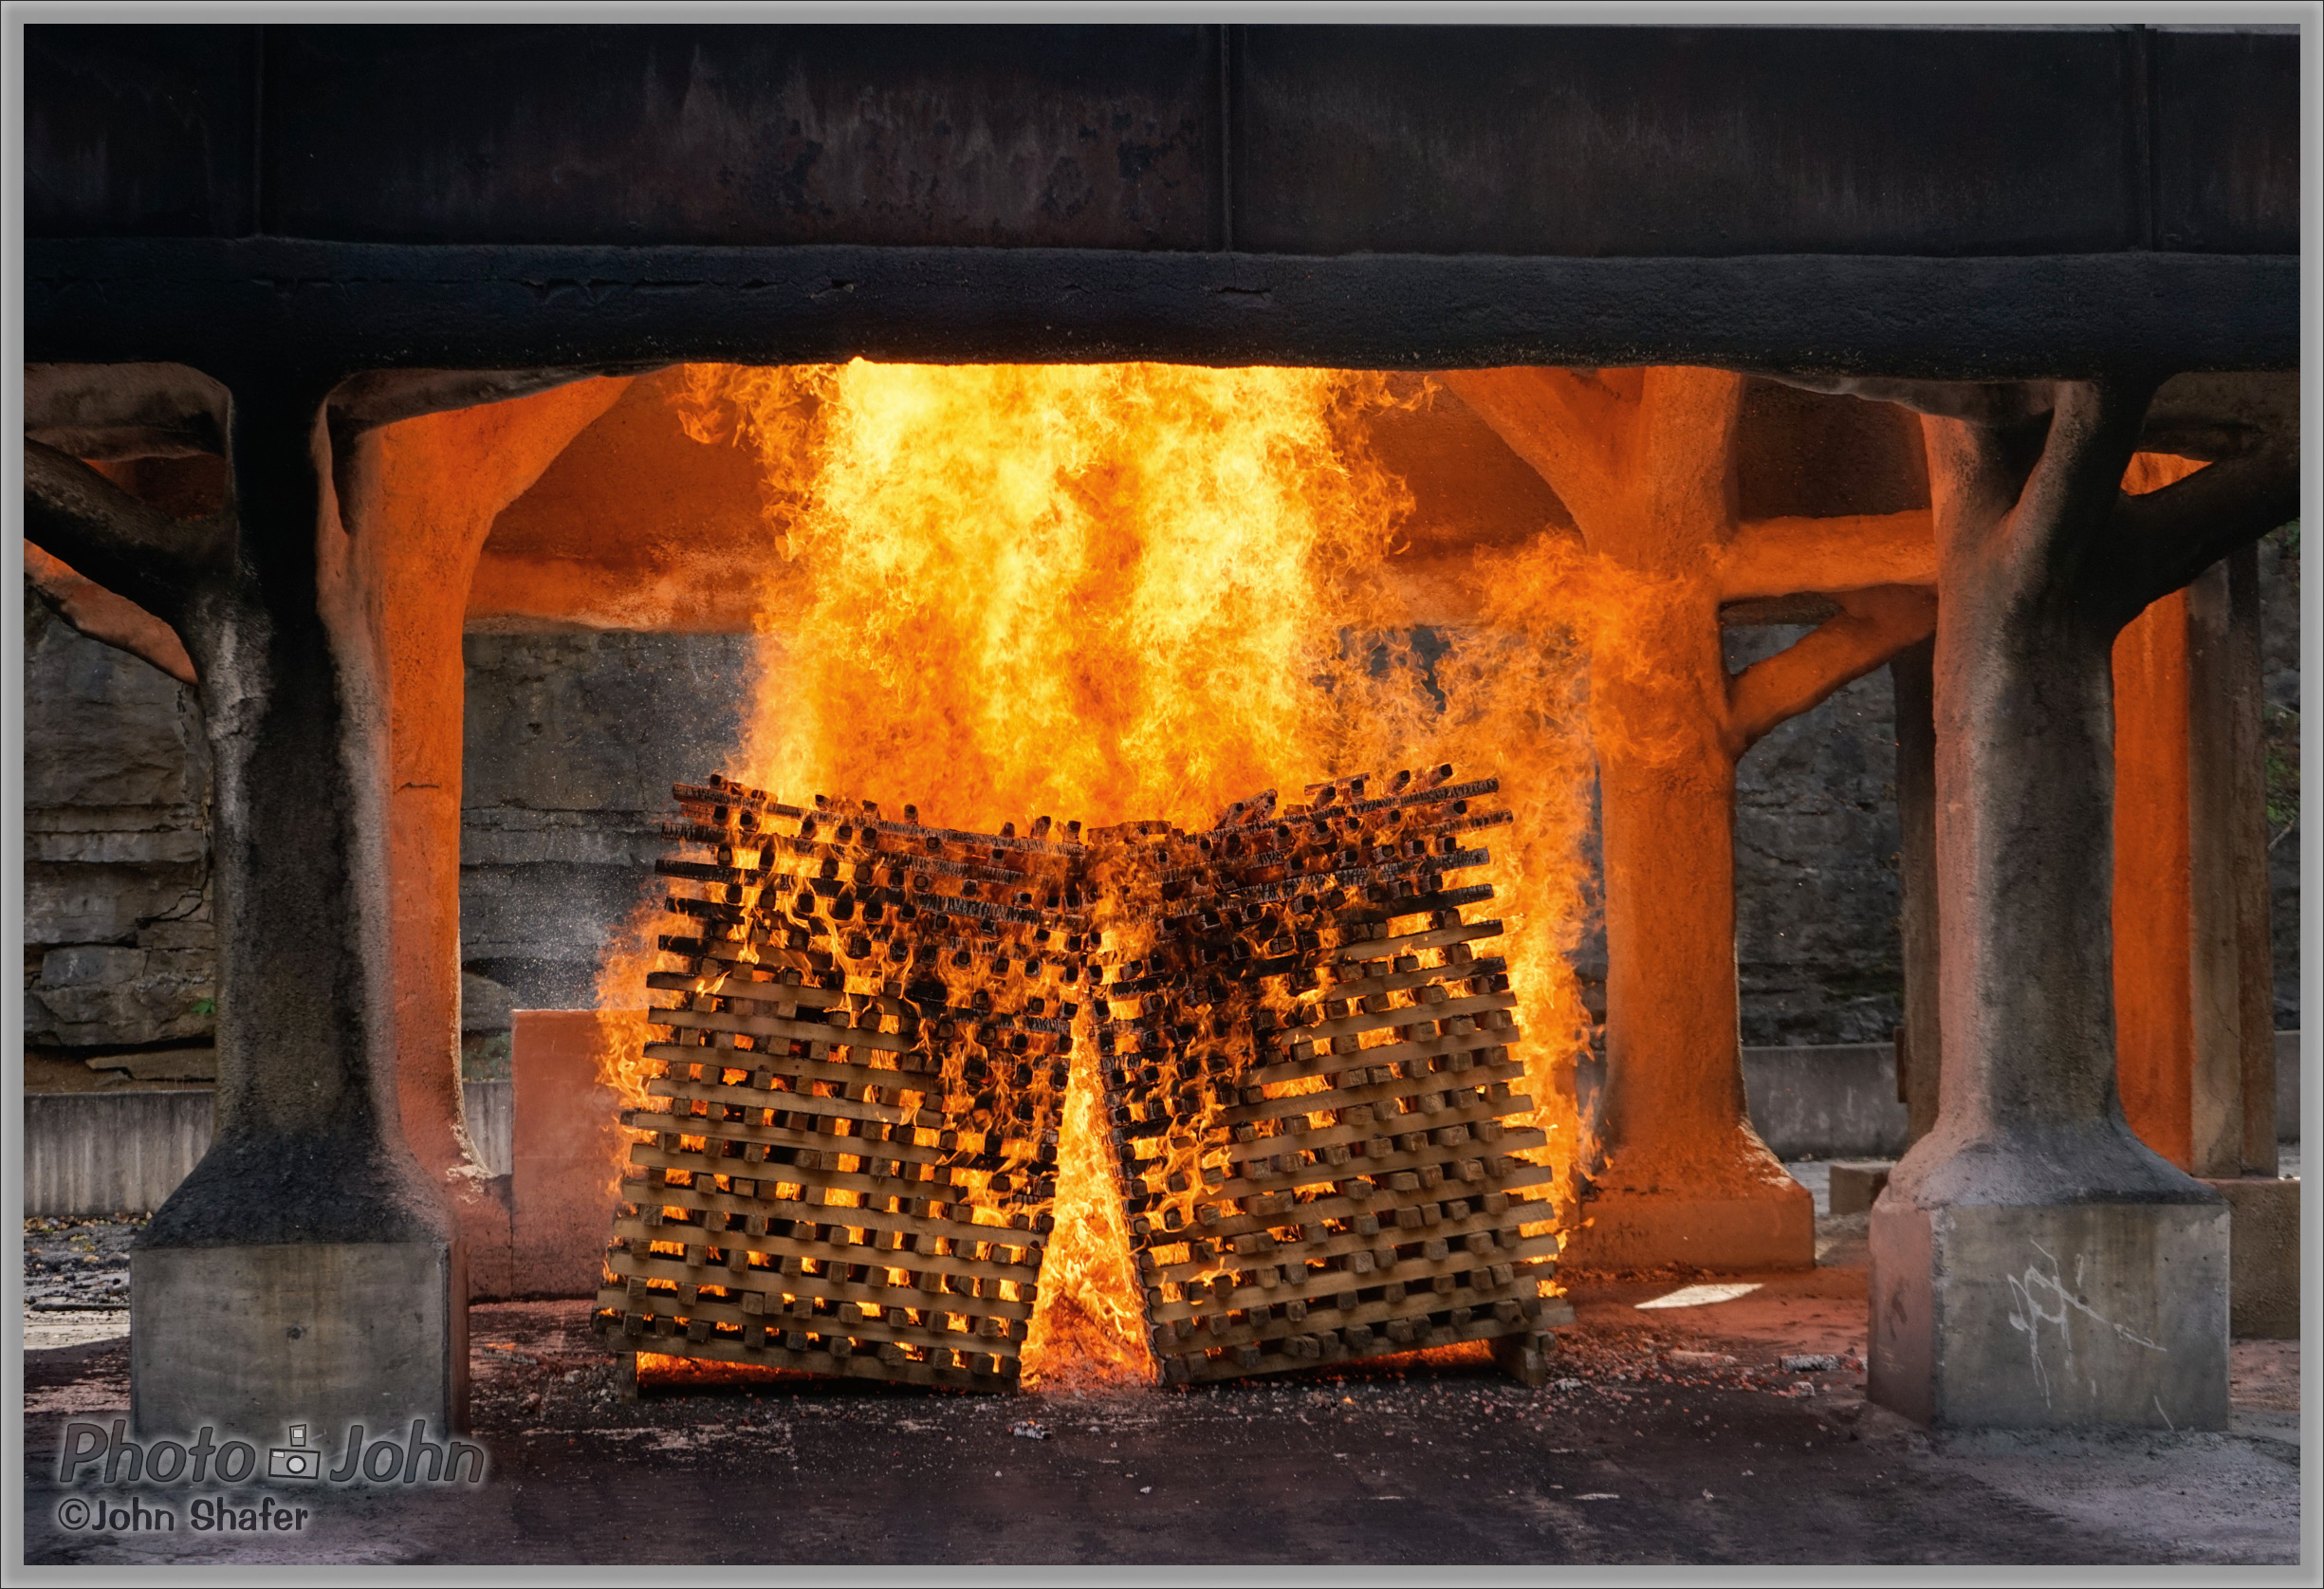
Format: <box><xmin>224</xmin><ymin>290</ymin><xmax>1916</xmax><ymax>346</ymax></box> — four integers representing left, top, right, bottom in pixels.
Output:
<box><xmin>22</xmin><ymin>1092</ymin><xmax>215</xmax><ymax>1218</ymax></box>
<box><xmin>24</xmin><ymin>1083</ymin><xmax>514</xmax><ymax>1217</ymax></box>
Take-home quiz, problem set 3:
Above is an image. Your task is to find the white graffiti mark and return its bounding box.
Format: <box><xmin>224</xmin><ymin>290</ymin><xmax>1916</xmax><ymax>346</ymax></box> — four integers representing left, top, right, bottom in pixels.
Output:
<box><xmin>2003</xmin><ymin>1242</ymin><xmax>2166</xmax><ymax>1409</ymax></box>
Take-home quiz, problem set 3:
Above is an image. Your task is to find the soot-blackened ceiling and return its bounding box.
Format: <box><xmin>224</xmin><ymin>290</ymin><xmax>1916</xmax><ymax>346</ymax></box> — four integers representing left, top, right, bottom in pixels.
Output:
<box><xmin>27</xmin><ymin>24</ymin><xmax>2298</xmax><ymax>256</ymax></box>
<box><xmin>22</xmin><ymin>24</ymin><xmax>2301</xmax><ymax>385</ymax></box>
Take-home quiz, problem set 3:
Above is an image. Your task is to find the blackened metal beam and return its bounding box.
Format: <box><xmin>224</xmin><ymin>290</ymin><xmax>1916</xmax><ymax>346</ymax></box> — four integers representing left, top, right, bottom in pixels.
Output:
<box><xmin>25</xmin><ymin>240</ymin><xmax>2298</xmax><ymax>385</ymax></box>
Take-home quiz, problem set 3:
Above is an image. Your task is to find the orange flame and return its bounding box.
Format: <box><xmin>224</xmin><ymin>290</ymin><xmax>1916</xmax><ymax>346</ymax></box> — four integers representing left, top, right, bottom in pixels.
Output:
<box><xmin>595</xmin><ymin>360</ymin><xmax>1602</xmax><ymax>1383</ymax></box>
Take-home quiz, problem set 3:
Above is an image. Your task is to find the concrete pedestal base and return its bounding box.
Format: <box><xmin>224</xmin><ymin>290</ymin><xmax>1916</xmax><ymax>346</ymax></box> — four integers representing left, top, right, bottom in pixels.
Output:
<box><xmin>511</xmin><ymin>1009</ymin><xmax>626</xmax><ymax>1297</ymax></box>
<box><xmin>131</xmin><ymin>1241</ymin><xmax>466</xmax><ymax>1442</ymax></box>
<box><xmin>1559</xmin><ymin>1180</ymin><xmax>1814</xmax><ymax>1272</ymax></box>
<box><xmin>1830</xmin><ymin>1160</ymin><xmax>1895</xmax><ymax>1216</ymax></box>
<box><xmin>2203</xmin><ymin>1175</ymin><xmax>2300</xmax><ymax>1340</ymax></box>
<box><xmin>1869</xmin><ymin>1196</ymin><xmax>2227</xmax><ymax>1429</ymax></box>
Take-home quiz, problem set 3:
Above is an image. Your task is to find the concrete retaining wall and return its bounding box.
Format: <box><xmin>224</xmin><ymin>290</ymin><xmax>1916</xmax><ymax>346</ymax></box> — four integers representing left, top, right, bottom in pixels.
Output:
<box><xmin>22</xmin><ymin>1091</ymin><xmax>215</xmax><ymax>1217</ymax></box>
<box><xmin>23</xmin><ymin>1082</ymin><xmax>516</xmax><ymax>1216</ymax></box>
<box><xmin>1580</xmin><ymin>1036</ymin><xmax>2308</xmax><ymax>1163</ymax></box>
<box><xmin>465</xmin><ymin>1080</ymin><xmax>513</xmax><ymax>1177</ymax></box>
<box><xmin>1743</xmin><ymin>1044</ymin><xmax>1911</xmax><ymax>1161</ymax></box>
<box><xmin>1575</xmin><ymin>1044</ymin><xmax>1911</xmax><ymax>1161</ymax></box>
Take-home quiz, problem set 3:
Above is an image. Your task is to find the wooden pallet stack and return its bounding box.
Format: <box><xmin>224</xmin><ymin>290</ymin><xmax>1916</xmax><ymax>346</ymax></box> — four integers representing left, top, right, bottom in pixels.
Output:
<box><xmin>595</xmin><ymin>764</ymin><xmax>1567</xmax><ymax>1394</ymax></box>
<box><xmin>1090</xmin><ymin>766</ymin><xmax>1568</xmax><ymax>1386</ymax></box>
<box><xmin>591</xmin><ymin>775</ymin><xmax>1091</xmax><ymax>1390</ymax></box>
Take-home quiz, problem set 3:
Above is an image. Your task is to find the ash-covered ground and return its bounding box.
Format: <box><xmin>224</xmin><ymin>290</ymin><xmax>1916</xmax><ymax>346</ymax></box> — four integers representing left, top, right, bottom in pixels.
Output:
<box><xmin>21</xmin><ymin>1203</ymin><xmax>2300</xmax><ymax>1568</ymax></box>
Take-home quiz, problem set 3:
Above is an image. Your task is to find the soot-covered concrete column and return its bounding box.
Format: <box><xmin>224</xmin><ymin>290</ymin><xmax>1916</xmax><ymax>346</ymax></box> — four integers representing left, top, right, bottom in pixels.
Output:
<box><xmin>23</xmin><ymin>365</ymin><xmax>620</xmax><ymax>1439</ymax></box>
<box><xmin>1865</xmin><ymin>379</ymin><xmax>2296</xmax><ymax>1428</ymax></box>
<box><xmin>1890</xmin><ymin>637</ymin><xmax>1942</xmax><ymax>1149</ymax></box>
<box><xmin>1447</xmin><ymin>366</ymin><xmax>1935</xmax><ymax>1270</ymax></box>
<box><xmin>27</xmin><ymin>372</ymin><xmax>458</xmax><ymax>1439</ymax></box>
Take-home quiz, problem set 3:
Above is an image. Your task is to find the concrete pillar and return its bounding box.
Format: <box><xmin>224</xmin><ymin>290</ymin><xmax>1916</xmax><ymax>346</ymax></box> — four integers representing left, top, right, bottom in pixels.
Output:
<box><xmin>343</xmin><ymin>379</ymin><xmax>631</xmax><ymax>1300</ymax></box>
<box><xmin>2112</xmin><ymin>583</ymin><xmax>2204</xmax><ymax>1168</ymax></box>
<box><xmin>25</xmin><ymin>368</ymin><xmax>629</xmax><ymax>1440</ymax></box>
<box><xmin>2112</xmin><ymin>527</ymin><xmax>2292</xmax><ymax>1339</ymax></box>
<box><xmin>509</xmin><ymin>1009</ymin><xmax>628</xmax><ymax>1297</ymax></box>
<box><xmin>1445</xmin><ymin>365</ymin><xmax>1937</xmax><ymax>1272</ymax></box>
<box><xmin>1583</xmin><ymin>578</ymin><xmax>1815</xmax><ymax>1268</ymax></box>
<box><xmin>1536</xmin><ymin>369</ymin><xmax>1813</xmax><ymax>1268</ymax></box>
<box><xmin>1869</xmin><ymin>389</ymin><xmax>2231</xmax><ymax>1431</ymax></box>
<box><xmin>102</xmin><ymin>383</ymin><xmax>472</xmax><ymax>1441</ymax></box>
<box><xmin>2183</xmin><ymin>544</ymin><xmax>2278</xmax><ymax>1174</ymax></box>
<box><xmin>1891</xmin><ymin>637</ymin><xmax>1941</xmax><ymax>1149</ymax></box>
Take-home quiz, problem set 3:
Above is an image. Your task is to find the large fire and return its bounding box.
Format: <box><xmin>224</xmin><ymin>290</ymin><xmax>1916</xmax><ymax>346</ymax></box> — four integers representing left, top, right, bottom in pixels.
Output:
<box><xmin>597</xmin><ymin>360</ymin><xmax>1600</xmax><ymax>1388</ymax></box>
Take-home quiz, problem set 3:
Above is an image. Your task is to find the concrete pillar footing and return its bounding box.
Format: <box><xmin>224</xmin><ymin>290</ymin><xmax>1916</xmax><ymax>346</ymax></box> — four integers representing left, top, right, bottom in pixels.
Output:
<box><xmin>1869</xmin><ymin>1192</ymin><xmax>2228</xmax><ymax>1429</ymax></box>
<box><xmin>1831</xmin><ymin>1160</ymin><xmax>1895</xmax><ymax>1216</ymax></box>
<box><xmin>2202</xmin><ymin>1174</ymin><xmax>2300</xmax><ymax>1340</ymax></box>
<box><xmin>130</xmin><ymin>1241</ymin><xmax>467</xmax><ymax>1441</ymax></box>
<box><xmin>1557</xmin><ymin>1179</ymin><xmax>1815</xmax><ymax>1272</ymax></box>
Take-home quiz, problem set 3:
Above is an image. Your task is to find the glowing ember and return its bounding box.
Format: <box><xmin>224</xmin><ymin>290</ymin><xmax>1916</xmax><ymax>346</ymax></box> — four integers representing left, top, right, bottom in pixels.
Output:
<box><xmin>602</xmin><ymin>759</ymin><xmax>1559</xmax><ymax>1391</ymax></box>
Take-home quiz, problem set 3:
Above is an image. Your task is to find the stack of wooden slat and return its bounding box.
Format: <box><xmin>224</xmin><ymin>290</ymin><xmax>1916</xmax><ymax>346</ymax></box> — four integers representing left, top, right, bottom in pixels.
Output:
<box><xmin>1090</xmin><ymin>767</ymin><xmax>1568</xmax><ymax>1386</ymax></box>
<box><xmin>590</xmin><ymin>775</ymin><xmax>1092</xmax><ymax>1391</ymax></box>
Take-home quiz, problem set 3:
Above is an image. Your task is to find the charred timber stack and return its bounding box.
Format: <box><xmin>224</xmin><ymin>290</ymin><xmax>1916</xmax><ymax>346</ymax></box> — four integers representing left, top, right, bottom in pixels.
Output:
<box><xmin>596</xmin><ymin>765</ymin><xmax>1565</xmax><ymax>1393</ymax></box>
<box><xmin>1089</xmin><ymin>767</ymin><xmax>1566</xmax><ymax>1387</ymax></box>
<box><xmin>593</xmin><ymin>777</ymin><xmax>1085</xmax><ymax>1390</ymax></box>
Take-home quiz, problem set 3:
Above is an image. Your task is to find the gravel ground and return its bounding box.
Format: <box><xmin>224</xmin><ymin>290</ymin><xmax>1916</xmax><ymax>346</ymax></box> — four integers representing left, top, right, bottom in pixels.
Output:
<box><xmin>22</xmin><ymin>1215</ymin><xmax>139</xmax><ymax>1313</ymax></box>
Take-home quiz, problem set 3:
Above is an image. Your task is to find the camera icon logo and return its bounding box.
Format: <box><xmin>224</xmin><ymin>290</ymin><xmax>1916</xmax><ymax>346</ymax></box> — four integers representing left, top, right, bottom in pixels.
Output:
<box><xmin>267</xmin><ymin>1423</ymin><xmax>321</xmax><ymax>1481</ymax></box>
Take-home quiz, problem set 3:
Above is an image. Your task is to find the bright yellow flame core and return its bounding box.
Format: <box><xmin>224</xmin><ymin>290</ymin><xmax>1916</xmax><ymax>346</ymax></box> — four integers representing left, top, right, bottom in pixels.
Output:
<box><xmin>599</xmin><ymin>360</ymin><xmax>1597</xmax><ymax>1387</ymax></box>
<box><xmin>691</xmin><ymin>360</ymin><xmax>1424</xmax><ymax>828</ymax></box>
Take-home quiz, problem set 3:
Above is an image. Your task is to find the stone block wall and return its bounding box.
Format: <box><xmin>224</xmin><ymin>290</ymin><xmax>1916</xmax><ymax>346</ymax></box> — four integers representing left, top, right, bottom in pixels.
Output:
<box><xmin>1725</xmin><ymin>622</ymin><xmax>1907</xmax><ymax>1047</ymax></box>
<box><xmin>22</xmin><ymin>586</ymin><xmax>214</xmax><ymax>1054</ymax></box>
<box><xmin>457</xmin><ymin>630</ymin><xmax>760</xmax><ymax>1013</ymax></box>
